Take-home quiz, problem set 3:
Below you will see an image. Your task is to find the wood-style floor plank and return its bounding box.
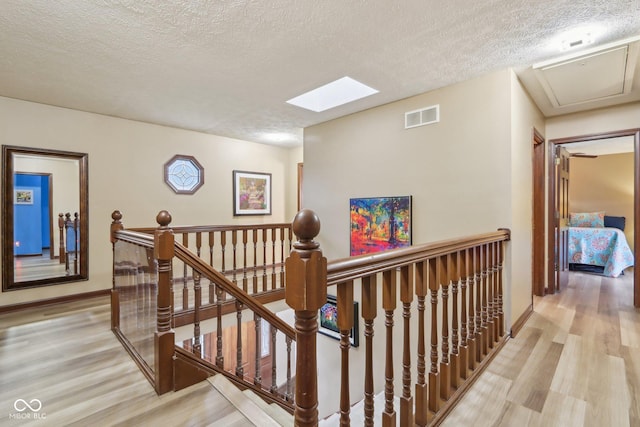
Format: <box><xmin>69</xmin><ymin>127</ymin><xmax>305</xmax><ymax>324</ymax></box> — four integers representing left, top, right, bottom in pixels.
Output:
<box><xmin>443</xmin><ymin>269</ymin><xmax>638</xmax><ymax>427</ymax></box>
<box><xmin>0</xmin><ymin>296</ymin><xmax>254</xmax><ymax>426</ymax></box>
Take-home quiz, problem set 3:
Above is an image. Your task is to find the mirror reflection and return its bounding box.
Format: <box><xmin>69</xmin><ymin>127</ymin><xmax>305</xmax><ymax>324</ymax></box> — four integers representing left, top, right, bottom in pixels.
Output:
<box><xmin>2</xmin><ymin>146</ymin><xmax>88</xmax><ymax>291</ymax></box>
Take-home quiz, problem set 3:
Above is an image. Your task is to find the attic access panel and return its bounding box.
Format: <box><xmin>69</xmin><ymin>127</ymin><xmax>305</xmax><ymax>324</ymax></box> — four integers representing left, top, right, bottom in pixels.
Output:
<box><xmin>534</xmin><ymin>45</ymin><xmax>630</xmax><ymax>107</ymax></box>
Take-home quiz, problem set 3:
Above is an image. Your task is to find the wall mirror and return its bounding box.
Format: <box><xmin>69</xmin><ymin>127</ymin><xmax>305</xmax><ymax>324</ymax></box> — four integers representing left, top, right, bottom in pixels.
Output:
<box><xmin>2</xmin><ymin>145</ymin><xmax>88</xmax><ymax>291</ymax></box>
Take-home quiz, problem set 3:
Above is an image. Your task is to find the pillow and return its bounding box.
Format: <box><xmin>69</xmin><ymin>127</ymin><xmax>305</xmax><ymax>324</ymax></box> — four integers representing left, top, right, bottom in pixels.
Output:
<box><xmin>604</xmin><ymin>215</ymin><xmax>625</xmax><ymax>231</ymax></box>
<box><xmin>568</xmin><ymin>211</ymin><xmax>605</xmax><ymax>228</ymax></box>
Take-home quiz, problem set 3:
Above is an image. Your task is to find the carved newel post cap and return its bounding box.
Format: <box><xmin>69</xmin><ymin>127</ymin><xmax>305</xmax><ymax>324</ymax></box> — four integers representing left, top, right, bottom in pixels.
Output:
<box><xmin>292</xmin><ymin>208</ymin><xmax>320</xmax><ymax>239</ymax></box>
<box><xmin>156</xmin><ymin>210</ymin><xmax>172</xmax><ymax>228</ymax></box>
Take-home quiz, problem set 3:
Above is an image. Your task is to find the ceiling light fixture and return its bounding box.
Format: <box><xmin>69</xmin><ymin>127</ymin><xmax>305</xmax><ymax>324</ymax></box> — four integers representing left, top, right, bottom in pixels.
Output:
<box><xmin>286</xmin><ymin>76</ymin><xmax>379</xmax><ymax>112</ymax></box>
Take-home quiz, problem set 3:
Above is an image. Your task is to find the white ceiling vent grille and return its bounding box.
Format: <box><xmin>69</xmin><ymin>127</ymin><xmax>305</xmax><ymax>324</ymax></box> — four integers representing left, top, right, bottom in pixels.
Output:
<box><xmin>405</xmin><ymin>105</ymin><xmax>439</xmax><ymax>129</ymax></box>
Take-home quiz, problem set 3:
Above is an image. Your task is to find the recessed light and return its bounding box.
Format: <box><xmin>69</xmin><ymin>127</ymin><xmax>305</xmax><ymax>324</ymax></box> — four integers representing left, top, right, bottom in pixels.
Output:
<box><xmin>286</xmin><ymin>76</ymin><xmax>378</xmax><ymax>112</ymax></box>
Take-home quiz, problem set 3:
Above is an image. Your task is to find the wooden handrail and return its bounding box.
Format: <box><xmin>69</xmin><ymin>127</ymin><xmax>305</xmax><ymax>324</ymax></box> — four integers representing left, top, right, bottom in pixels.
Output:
<box><xmin>129</xmin><ymin>223</ymin><xmax>292</xmax><ymax>234</ymax></box>
<box><xmin>326</xmin><ymin>230</ymin><xmax>510</xmax><ymax>285</ymax></box>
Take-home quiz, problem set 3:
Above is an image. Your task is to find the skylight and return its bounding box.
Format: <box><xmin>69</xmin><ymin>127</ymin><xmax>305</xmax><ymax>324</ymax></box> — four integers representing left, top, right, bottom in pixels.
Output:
<box><xmin>286</xmin><ymin>77</ymin><xmax>378</xmax><ymax>112</ymax></box>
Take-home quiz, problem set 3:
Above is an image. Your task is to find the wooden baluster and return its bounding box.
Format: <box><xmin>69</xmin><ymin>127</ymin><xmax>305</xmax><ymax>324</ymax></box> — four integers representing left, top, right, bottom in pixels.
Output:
<box><xmin>208</xmin><ymin>232</ymin><xmax>215</xmax><ymax>304</ymax></box>
<box><xmin>400</xmin><ymin>265</ymin><xmax>415</xmax><ymax>426</ymax></box>
<box><xmin>73</xmin><ymin>212</ymin><xmax>79</xmax><ymax>274</ymax></box>
<box><xmin>487</xmin><ymin>243</ymin><xmax>498</xmax><ymax>348</ymax></box>
<box><xmin>492</xmin><ymin>241</ymin><xmax>500</xmax><ymax>343</ymax></box>
<box><xmin>286</xmin><ymin>336</ymin><xmax>293</xmax><ymax>401</ymax></box>
<box><xmin>439</xmin><ymin>255</ymin><xmax>451</xmax><ymax>401</ymax></box>
<box><xmin>58</xmin><ymin>213</ymin><xmax>65</xmax><ymax>264</ymax></box>
<box><xmin>195</xmin><ymin>232</ymin><xmax>202</xmax><ymax>258</ymax></box>
<box><xmin>220</xmin><ymin>231</ymin><xmax>227</xmax><ymax>274</ymax></box>
<box><xmin>231</xmin><ymin>230</ymin><xmax>238</xmax><ymax>284</ymax></box>
<box><xmin>254</xmin><ymin>313</ymin><xmax>263</xmax><ymax>386</ymax></box>
<box><xmin>459</xmin><ymin>249</ymin><xmax>469</xmax><ymax>380</ymax></box>
<box><xmin>382</xmin><ymin>269</ymin><xmax>397</xmax><ymax>427</ymax></box>
<box><xmin>235</xmin><ymin>300</ymin><xmax>244</xmax><ymax>379</ymax></box>
<box><xmin>285</xmin><ymin>209</ymin><xmax>327</xmax><ymax>427</ymax></box>
<box><xmin>428</xmin><ymin>257</ymin><xmax>440</xmax><ymax>413</ymax></box>
<box><xmin>182</xmin><ymin>234</ymin><xmax>189</xmax><ymax>310</ymax></box>
<box><xmin>467</xmin><ymin>247</ymin><xmax>476</xmax><ymax>371</ymax></box>
<box><xmin>252</xmin><ymin>230</ymin><xmax>259</xmax><ymax>294</ymax></box>
<box><xmin>64</xmin><ymin>213</ymin><xmax>71</xmax><ymax>274</ymax></box>
<box><xmin>337</xmin><ymin>281</ymin><xmax>355</xmax><ymax>426</ymax></box>
<box><xmin>497</xmin><ymin>237</ymin><xmax>507</xmax><ymax>337</ymax></box>
<box><xmin>154</xmin><ymin>210</ymin><xmax>175</xmax><ymax>394</ymax></box>
<box><xmin>271</xmin><ymin>228</ymin><xmax>277</xmax><ymax>290</ymax></box>
<box><xmin>475</xmin><ymin>246</ymin><xmax>483</xmax><ymax>363</ymax></box>
<box><xmin>262</xmin><ymin>229</ymin><xmax>268</xmax><ymax>292</ymax></box>
<box><xmin>361</xmin><ymin>274</ymin><xmax>377</xmax><ymax>427</ymax></box>
<box><xmin>414</xmin><ymin>261</ymin><xmax>428</xmax><ymax>426</ymax></box>
<box><xmin>270</xmin><ymin>327</ymin><xmax>277</xmax><ymax>394</ymax></box>
<box><xmin>215</xmin><ymin>285</ymin><xmax>224</xmax><ymax>368</ymax></box>
<box><xmin>193</xmin><ymin>270</ymin><xmax>202</xmax><ymax>356</ymax></box>
<box><xmin>110</xmin><ymin>211</ymin><xmax>124</xmax><ymax>330</ymax></box>
<box><xmin>279</xmin><ymin>226</ymin><xmax>286</xmax><ymax>289</ymax></box>
<box><xmin>449</xmin><ymin>251</ymin><xmax>461</xmax><ymax>390</ymax></box>
<box><xmin>482</xmin><ymin>243</ymin><xmax>491</xmax><ymax>355</ymax></box>
<box><xmin>242</xmin><ymin>229</ymin><xmax>248</xmax><ymax>292</ymax></box>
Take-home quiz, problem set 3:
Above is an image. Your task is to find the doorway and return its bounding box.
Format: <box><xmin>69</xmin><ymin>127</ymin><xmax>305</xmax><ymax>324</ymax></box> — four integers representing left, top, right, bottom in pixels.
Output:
<box><xmin>543</xmin><ymin>129</ymin><xmax>640</xmax><ymax>306</ymax></box>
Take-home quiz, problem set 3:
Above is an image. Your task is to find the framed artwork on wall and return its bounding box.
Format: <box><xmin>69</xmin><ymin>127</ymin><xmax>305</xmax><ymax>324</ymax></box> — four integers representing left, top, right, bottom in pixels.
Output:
<box><xmin>350</xmin><ymin>195</ymin><xmax>412</xmax><ymax>256</ymax></box>
<box><xmin>14</xmin><ymin>189</ymin><xmax>34</xmax><ymax>205</ymax></box>
<box><xmin>233</xmin><ymin>170</ymin><xmax>272</xmax><ymax>216</ymax></box>
<box><xmin>318</xmin><ymin>295</ymin><xmax>359</xmax><ymax>347</ymax></box>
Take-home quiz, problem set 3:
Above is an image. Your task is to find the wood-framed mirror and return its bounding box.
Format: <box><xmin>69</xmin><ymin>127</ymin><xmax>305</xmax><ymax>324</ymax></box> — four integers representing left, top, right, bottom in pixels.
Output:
<box><xmin>2</xmin><ymin>145</ymin><xmax>88</xmax><ymax>291</ymax></box>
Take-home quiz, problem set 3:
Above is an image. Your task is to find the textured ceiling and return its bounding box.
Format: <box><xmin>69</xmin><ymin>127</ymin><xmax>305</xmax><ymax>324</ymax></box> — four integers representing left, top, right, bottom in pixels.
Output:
<box><xmin>1</xmin><ymin>1</ymin><xmax>639</xmax><ymax>147</ymax></box>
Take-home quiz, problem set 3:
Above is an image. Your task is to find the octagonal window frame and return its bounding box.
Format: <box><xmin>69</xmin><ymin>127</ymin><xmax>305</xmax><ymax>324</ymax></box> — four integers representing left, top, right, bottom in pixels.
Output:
<box><xmin>164</xmin><ymin>154</ymin><xmax>205</xmax><ymax>194</ymax></box>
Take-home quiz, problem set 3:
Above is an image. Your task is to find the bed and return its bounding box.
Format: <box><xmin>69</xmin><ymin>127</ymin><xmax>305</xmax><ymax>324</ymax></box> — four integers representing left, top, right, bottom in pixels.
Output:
<box><xmin>567</xmin><ymin>213</ymin><xmax>634</xmax><ymax>278</ymax></box>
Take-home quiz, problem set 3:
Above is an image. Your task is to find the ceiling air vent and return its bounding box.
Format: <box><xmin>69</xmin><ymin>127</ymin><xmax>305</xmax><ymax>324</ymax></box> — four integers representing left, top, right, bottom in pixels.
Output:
<box><xmin>405</xmin><ymin>105</ymin><xmax>439</xmax><ymax>129</ymax></box>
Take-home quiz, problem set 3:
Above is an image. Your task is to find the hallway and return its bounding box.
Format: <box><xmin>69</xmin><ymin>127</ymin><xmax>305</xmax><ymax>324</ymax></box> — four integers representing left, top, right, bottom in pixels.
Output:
<box><xmin>443</xmin><ymin>269</ymin><xmax>639</xmax><ymax>427</ymax></box>
<box><xmin>1</xmin><ymin>269</ymin><xmax>638</xmax><ymax>425</ymax></box>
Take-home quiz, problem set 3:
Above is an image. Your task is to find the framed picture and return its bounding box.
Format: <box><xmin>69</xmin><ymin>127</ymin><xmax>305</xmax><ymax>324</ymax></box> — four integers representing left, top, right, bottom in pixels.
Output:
<box><xmin>233</xmin><ymin>170</ymin><xmax>272</xmax><ymax>216</ymax></box>
<box><xmin>14</xmin><ymin>189</ymin><xmax>34</xmax><ymax>205</ymax></box>
<box><xmin>350</xmin><ymin>196</ymin><xmax>412</xmax><ymax>256</ymax></box>
<box><xmin>319</xmin><ymin>295</ymin><xmax>359</xmax><ymax>347</ymax></box>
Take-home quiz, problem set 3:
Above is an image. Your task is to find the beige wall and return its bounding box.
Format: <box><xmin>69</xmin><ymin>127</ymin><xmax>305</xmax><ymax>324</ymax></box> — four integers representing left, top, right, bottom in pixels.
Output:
<box><xmin>0</xmin><ymin>96</ymin><xmax>299</xmax><ymax>307</ymax></box>
<box><xmin>303</xmin><ymin>69</ymin><xmax>541</xmax><ymax>416</ymax></box>
<box><xmin>510</xmin><ymin>70</ymin><xmax>545</xmax><ymax>325</ymax></box>
<box><xmin>304</xmin><ymin>70</ymin><xmax>512</xmax><ymax>258</ymax></box>
<box><xmin>569</xmin><ymin>153</ymin><xmax>634</xmax><ymax>247</ymax></box>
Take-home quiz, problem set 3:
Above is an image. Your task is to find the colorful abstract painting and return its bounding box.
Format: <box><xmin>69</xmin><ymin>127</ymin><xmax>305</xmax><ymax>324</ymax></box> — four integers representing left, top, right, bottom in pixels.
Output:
<box><xmin>350</xmin><ymin>196</ymin><xmax>412</xmax><ymax>256</ymax></box>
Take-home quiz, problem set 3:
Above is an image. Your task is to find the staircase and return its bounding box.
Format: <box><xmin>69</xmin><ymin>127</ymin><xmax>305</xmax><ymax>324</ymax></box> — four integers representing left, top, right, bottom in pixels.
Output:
<box><xmin>209</xmin><ymin>374</ymin><xmax>294</xmax><ymax>426</ymax></box>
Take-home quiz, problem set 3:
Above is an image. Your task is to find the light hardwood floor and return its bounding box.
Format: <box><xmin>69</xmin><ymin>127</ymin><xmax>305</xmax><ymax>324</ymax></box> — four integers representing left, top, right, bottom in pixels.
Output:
<box><xmin>443</xmin><ymin>269</ymin><xmax>639</xmax><ymax>427</ymax></box>
<box><xmin>1</xmin><ymin>269</ymin><xmax>637</xmax><ymax>426</ymax></box>
<box><xmin>0</xmin><ymin>297</ymin><xmax>254</xmax><ymax>426</ymax></box>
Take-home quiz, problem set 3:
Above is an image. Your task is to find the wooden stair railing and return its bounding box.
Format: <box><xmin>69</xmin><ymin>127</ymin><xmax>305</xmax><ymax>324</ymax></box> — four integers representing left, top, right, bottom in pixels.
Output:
<box><xmin>285</xmin><ymin>209</ymin><xmax>510</xmax><ymax>426</ymax></box>
<box><xmin>111</xmin><ymin>210</ymin><xmax>296</xmax><ymax>410</ymax></box>
<box><xmin>128</xmin><ymin>222</ymin><xmax>292</xmax><ymax>326</ymax></box>
<box><xmin>58</xmin><ymin>211</ymin><xmax>80</xmax><ymax>274</ymax></box>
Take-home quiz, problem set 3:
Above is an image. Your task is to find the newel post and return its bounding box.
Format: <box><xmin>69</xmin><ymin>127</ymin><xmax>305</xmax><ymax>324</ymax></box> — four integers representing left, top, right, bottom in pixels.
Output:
<box><xmin>110</xmin><ymin>210</ymin><xmax>124</xmax><ymax>330</ymax></box>
<box><xmin>285</xmin><ymin>209</ymin><xmax>327</xmax><ymax>427</ymax></box>
<box><xmin>154</xmin><ymin>210</ymin><xmax>175</xmax><ymax>395</ymax></box>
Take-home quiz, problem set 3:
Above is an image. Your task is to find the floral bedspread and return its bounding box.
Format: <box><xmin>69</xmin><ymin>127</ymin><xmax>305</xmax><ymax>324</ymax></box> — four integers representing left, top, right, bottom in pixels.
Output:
<box><xmin>568</xmin><ymin>227</ymin><xmax>635</xmax><ymax>277</ymax></box>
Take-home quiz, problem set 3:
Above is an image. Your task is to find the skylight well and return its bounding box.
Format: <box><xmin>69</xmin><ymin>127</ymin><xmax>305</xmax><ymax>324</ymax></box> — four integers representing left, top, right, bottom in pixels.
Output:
<box><xmin>286</xmin><ymin>76</ymin><xmax>378</xmax><ymax>112</ymax></box>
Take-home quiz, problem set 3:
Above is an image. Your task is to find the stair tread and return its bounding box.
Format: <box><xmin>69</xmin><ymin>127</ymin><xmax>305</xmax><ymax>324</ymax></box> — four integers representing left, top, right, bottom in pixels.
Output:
<box><xmin>208</xmin><ymin>374</ymin><xmax>283</xmax><ymax>427</ymax></box>
<box><xmin>242</xmin><ymin>389</ymin><xmax>294</xmax><ymax>426</ymax></box>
